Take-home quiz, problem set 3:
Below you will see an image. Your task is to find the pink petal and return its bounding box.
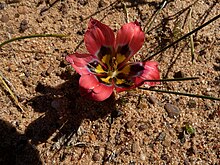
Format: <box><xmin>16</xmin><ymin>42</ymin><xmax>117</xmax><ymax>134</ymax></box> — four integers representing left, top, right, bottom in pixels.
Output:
<box><xmin>79</xmin><ymin>74</ymin><xmax>113</xmax><ymax>101</ymax></box>
<box><xmin>65</xmin><ymin>53</ymin><xmax>96</xmax><ymax>75</ymax></box>
<box><xmin>134</xmin><ymin>61</ymin><xmax>160</xmax><ymax>87</ymax></box>
<box><xmin>84</xmin><ymin>18</ymin><xmax>115</xmax><ymax>57</ymax></box>
<box><xmin>115</xmin><ymin>21</ymin><xmax>144</xmax><ymax>63</ymax></box>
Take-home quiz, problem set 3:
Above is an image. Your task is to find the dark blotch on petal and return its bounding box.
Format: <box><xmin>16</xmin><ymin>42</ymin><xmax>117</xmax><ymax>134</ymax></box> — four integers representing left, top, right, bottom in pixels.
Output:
<box><xmin>117</xmin><ymin>44</ymin><xmax>131</xmax><ymax>57</ymax></box>
<box><xmin>87</xmin><ymin>60</ymin><xmax>106</xmax><ymax>73</ymax></box>
<box><xmin>88</xmin><ymin>61</ymin><xmax>99</xmax><ymax>72</ymax></box>
<box><xmin>117</xmin><ymin>73</ymin><xmax>127</xmax><ymax>79</ymax></box>
<box><xmin>130</xmin><ymin>64</ymin><xmax>144</xmax><ymax>76</ymax></box>
<box><xmin>98</xmin><ymin>46</ymin><xmax>112</xmax><ymax>60</ymax></box>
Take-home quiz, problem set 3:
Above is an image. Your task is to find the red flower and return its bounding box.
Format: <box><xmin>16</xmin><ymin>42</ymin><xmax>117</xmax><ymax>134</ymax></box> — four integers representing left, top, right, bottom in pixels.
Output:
<box><xmin>66</xmin><ymin>18</ymin><xmax>160</xmax><ymax>101</ymax></box>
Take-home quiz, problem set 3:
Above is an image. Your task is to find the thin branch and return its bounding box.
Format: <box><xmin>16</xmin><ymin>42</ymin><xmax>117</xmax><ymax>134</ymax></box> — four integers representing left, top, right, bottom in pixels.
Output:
<box><xmin>0</xmin><ymin>72</ymin><xmax>26</xmax><ymax>113</ymax></box>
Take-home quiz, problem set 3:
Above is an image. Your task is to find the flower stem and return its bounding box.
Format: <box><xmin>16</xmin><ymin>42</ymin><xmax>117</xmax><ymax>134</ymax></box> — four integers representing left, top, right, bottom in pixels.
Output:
<box><xmin>0</xmin><ymin>34</ymin><xmax>67</xmax><ymax>48</ymax></box>
<box><xmin>139</xmin><ymin>88</ymin><xmax>220</xmax><ymax>101</ymax></box>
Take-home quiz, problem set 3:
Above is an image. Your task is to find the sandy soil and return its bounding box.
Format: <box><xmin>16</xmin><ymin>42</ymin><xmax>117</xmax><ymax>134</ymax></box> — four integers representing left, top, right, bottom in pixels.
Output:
<box><xmin>0</xmin><ymin>0</ymin><xmax>219</xmax><ymax>164</ymax></box>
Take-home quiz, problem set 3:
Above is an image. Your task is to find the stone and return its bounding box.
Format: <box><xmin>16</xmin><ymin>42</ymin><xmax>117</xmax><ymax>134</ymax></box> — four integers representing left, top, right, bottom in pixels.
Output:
<box><xmin>148</xmin><ymin>95</ymin><xmax>157</xmax><ymax>105</ymax></box>
<box><xmin>0</xmin><ymin>2</ymin><xmax>6</xmax><ymax>10</ymax></box>
<box><xmin>19</xmin><ymin>19</ymin><xmax>28</xmax><ymax>33</ymax></box>
<box><xmin>174</xmin><ymin>70</ymin><xmax>184</xmax><ymax>78</ymax></box>
<box><xmin>92</xmin><ymin>152</ymin><xmax>101</xmax><ymax>161</ymax></box>
<box><xmin>164</xmin><ymin>103</ymin><xmax>180</xmax><ymax>118</ymax></box>
<box><xmin>0</xmin><ymin>14</ymin><xmax>9</xmax><ymax>22</ymax></box>
<box><xmin>131</xmin><ymin>141</ymin><xmax>140</xmax><ymax>153</ymax></box>
<box><xmin>6</xmin><ymin>0</ymin><xmax>21</xmax><ymax>4</ymax></box>
<box><xmin>78</xmin><ymin>0</ymin><xmax>88</xmax><ymax>6</ymax></box>
<box><xmin>17</xmin><ymin>6</ymin><xmax>28</xmax><ymax>14</ymax></box>
<box><xmin>188</xmin><ymin>99</ymin><xmax>196</xmax><ymax>108</ymax></box>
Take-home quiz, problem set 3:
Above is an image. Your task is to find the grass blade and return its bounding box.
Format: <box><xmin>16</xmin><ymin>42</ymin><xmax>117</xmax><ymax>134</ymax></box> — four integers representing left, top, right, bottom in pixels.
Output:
<box><xmin>188</xmin><ymin>7</ymin><xmax>195</xmax><ymax>62</ymax></box>
<box><xmin>0</xmin><ymin>72</ymin><xmax>25</xmax><ymax>113</ymax></box>
<box><xmin>144</xmin><ymin>0</ymin><xmax>167</xmax><ymax>33</ymax></box>
<box><xmin>0</xmin><ymin>34</ymin><xmax>67</xmax><ymax>48</ymax></box>
<box><xmin>144</xmin><ymin>14</ymin><xmax>220</xmax><ymax>61</ymax></box>
<box><xmin>139</xmin><ymin>88</ymin><xmax>220</xmax><ymax>101</ymax></box>
<box><xmin>143</xmin><ymin>77</ymin><xmax>199</xmax><ymax>82</ymax></box>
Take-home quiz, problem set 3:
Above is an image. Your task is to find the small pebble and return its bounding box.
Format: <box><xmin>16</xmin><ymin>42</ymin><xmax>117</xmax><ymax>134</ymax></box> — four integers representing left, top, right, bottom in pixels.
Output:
<box><xmin>138</xmin><ymin>124</ymin><xmax>147</xmax><ymax>131</ymax></box>
<box><xmin>18</xmin><ymin>95</ymin><xmax>26</xmax><ymax>102</ymax></box>
<box><xmin>131</xmin><ymin>141</ymin><xmax>140</xmax><ymax>153</ymax></box>
<box><xmin>138</xmin><ymin>102</ymin><xmax>148</xmax><ymax>109</ymax></box>
<box><xmin>98</xmin><ymin>0</ymin><xmax>107</xmax><ymax>7</ymax></box>
<box><xmin>115</xmin><ymin>132</ymin><xmax>121</xmax><ymax>144</ymax></box>
<box><xmin>78</xmin><ymin>0</ymin><xmax>88</xmax><ymax>6</ymax></box>
<box><xmin>164</xmin><ymin>103</ymin><xmax>180</xmax><ymax>118</ymax></box>
<box><xmin>188</xmin><ymin>99</ymin><xmax>196</xmax><ymax>108</ymax></box>
<box><xmin>17</xmin><ymin>6</ymin><xmax>28</xmax><ymax>14</ymax></box>
<box><xmin>162</xmin><ymin>136</ymin><xmax>171</xmax><ymax>147</ymax></box>
<box><xmin>14</xmin><ymin>13</ymin><xmax>20</xmax><ymax>18</ymax></box>
<box><xmin>0</xmin><ymin>2</ymin><xmax>6</xmax><ymax>10</ymax></box>
<box><xmin>0</xmin><ymin>14</ymin><xmax>10</xmax><ymax>22</ymax></box>
<box><xmin>89</xmin><ymin>133</ymin><xmax>96</xmax><ymax>141</ymax></box>
<box><xmin>148</xmin><ymin>95</ymin><xmax>157</xmax><ymax>105</ymax></box>
<box><xmin>156</xmin><ymin>132</ymin><xmax>166</xmax><ymax>141</ymax></box>
<box><xmin>92</xmin><ymin>152</ymin><xmax>101</xmax><ymax>161</ymax></box>
<box><xmin>6</xmin><ymin>0</ymin><xmax>21</xmax><ymax>4</ymax></box>
<box><xmin>215</xmin><ymin>56</ymin><xmax>220</xmax><ymax>63</ymax></box>
<box><xmin>186</xmin><ymin>146</ymin><xmax>197</xmax><ymax>156</ymax></box>
<box><xmin>129</xmin><ymin>161</ymin><xmax>135</xmax><ymax>165</ymax></box>
<box><xmin>94</xmin><ymin>146</ymin><xmax>100</xmax><ymax>150</ymax></box>
<box><xmin>74</xmin><ymin>142</ymin><xmax>86</xmax><ymax>148</ymax></box>
<box><xmin>19</xmin><ymin>19</ymin><xmax>28</xmax><ymax>33</ymax></box>
<box><xmin>125</xmin><ymin>121</ymin><xmax>135</xmax><ymax>129</ymax></box>
<box><xmin>140</xmin><ymin>152</ymin><xmax>146</xmax><ymax>161</ymax></box>
<box><xmin>161</xmin><ymin>154</ymin><xmax>170</xmax><ymax>162</ymax></box>
<box><xmin>174</xmin><ymin>70</ymin><xmax>184</xmax><ymax>78</ymax></box>
<box><xmin>8</xmin><ymin>64</ymin><xmax>17</xmax><ymax>72</ymax></box>
<box><xmin>36</xmin><ymin>0</ymin><xmax>44</xmax><ymax>7</ymax></box>
<box><xmin>60</xmin><ymin>3</ymin><xmax>68</xmax><ymax>15</ymax></box>
<box><xmin>184</xmin><ymin>159</ymin><xmax>190</xmax><ymax>165</ymax></box>
<box><xmin>46</xmin><ymin>66</ymin><xmax>54</xmax><ymax>75</ymax></box>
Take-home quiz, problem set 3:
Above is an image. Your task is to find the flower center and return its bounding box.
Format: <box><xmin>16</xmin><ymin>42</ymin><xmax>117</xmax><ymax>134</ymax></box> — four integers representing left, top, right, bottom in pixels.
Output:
<box><xmin>99</xmin><ymin>54</ymin><xmax>132</xmax><ymax>85</ymax></box>
<box><xmin>88</xmin><ymin>53</ymin><xmax>136</xmax><ymax>87</ymax></box>
<box><xmin>108</xmin><ymin>70</ymin><xmax>118</xmax><ymax>78</ymax></box>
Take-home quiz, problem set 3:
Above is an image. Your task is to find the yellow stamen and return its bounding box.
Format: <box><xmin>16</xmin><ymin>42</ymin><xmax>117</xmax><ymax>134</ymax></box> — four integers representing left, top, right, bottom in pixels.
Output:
<box><xmin>95</xmin><ymin>64</ymin><xmax>106</xmax><ymax>73</ymax></box>
<box><xmin>101</xmin><ymin>54</ymin><xmax>111</xmax><ymax>68</ymax></box>
<box><xmin>100</xmin><ymin>76</ymin><xmax>111</xmax><ymax>83</ymax></box>
<box><xmin>116</xmin><ymin>53</ymin><xmax>126</xmax><ymax>64</ymax></box>
<box><xmin>115</xmin><ymin>78</ymin><xmax>126</xmax><ymax>85</ymax></box>
<box><xmin>118</xmin><ymin>65</ymin><xmax>130</xmax><ymax>75</ymax></box>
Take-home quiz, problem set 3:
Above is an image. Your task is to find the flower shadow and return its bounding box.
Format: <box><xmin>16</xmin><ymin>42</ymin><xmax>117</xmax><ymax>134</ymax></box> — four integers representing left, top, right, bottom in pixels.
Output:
<box><xmin>25</xmin><ymin>73</ymin><xmax>116</xmax><ymax>145</ymax></box>
<box><xmin>0</xmin><ymin>119</ymin><xmax>42</xmax><ymax>165</ymax></box>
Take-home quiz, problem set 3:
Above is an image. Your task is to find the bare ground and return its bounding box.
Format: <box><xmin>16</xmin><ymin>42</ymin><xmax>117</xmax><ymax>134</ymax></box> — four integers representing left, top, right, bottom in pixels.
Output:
<box><xmin>0</xmin><ymin>0</ymin><xmax>219</xmax><ymax>164</ymax></box>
